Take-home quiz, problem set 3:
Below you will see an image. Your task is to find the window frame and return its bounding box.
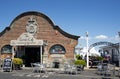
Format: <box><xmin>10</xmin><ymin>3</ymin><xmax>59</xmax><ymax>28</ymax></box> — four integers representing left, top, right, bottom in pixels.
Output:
<box><xmin>49</xmin><ymin>44</ymin><xmax>66</xmax><ymax>54</ymax></box>
<box><xmin>1</xmin><ymin>45</ymin><xmax>12</xmax><ymax>54</ymax></box>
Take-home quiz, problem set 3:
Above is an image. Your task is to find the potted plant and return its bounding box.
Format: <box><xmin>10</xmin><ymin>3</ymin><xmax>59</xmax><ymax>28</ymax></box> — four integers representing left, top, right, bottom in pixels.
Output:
<box><xmin>74</xmin><ymin>60</ymin><xmax>86</xmax><ymax>70</ymax></box>
<box><xmin>76</xmin><ymin>54</ymin><xmax>82</xmax><ymax>60</ymax></box>
<box><xmin>97</xmin><ymin>56</ymin><xmax>104</xmax><ymax>61</ymax></box>
<box><xmin>12</xmin><ymin>58</ymin><xmax>23</xmax><ymax>70</ymax></box>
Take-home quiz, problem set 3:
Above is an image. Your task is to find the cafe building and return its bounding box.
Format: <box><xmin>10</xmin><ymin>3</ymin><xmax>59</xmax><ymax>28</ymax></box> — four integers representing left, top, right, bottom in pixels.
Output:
<box><xmin>0</xmin><ymin>11</ymin><xmax>79</xmax><ymax>67</ymax></box>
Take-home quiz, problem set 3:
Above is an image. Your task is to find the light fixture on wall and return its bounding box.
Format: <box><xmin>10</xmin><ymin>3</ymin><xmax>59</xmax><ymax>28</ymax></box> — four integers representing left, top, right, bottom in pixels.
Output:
<box><xmin>55</xmin><ymin>30</ymin><xmax>58</xmax><ymax>35</ymax></box>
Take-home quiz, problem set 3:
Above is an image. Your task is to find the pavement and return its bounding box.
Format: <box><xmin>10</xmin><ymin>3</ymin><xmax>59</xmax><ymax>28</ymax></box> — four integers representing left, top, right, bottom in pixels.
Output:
<box><xmin>14</xmin><ymin>67</ymin><xmax>120</xmax><ymax>79</ymax></box>
<box><xmin>0</xmin><ymin>67</ymin><xmax>120</xmax><ymax>79</ymax></box>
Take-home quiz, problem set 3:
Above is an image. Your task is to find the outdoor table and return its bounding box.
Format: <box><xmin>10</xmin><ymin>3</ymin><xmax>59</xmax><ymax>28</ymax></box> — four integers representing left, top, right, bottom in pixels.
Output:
<box><xmin>31</xmin><ymin>63</ymin><xmax>45</xmax><ymax>73</ymax></box>
<box><xmin>64</xmin><ymin>64</ymin><xmax>78</xmax><ymax>74</ymax></box>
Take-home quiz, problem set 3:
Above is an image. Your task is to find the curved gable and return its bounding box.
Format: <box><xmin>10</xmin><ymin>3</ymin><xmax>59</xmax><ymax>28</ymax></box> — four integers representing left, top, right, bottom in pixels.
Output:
<box><xmin>10</xmin><ymin>11</ymin><xmax>54</xmax><ymax>27</ymax></box>
<box><xmin>0</xmin><ymin>11</ymin><xmax>80</xmax><ymax>40</ymax></box>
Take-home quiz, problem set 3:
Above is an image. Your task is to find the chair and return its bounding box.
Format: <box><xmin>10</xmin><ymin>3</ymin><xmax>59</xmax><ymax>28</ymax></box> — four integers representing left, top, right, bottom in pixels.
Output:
<box><xmin>64</xmin><ymin>64</ymin><xmax>71</xmax><ymax>74</ymax></box>
<box><xmin>70</xmin><ymin>65</ymin><xmax>77</xmax><ymax>74</ymax></box>
<box><xmin>107</xmin><ymin>64</ymin><xmax>115</xmax><ymax>76</ymax></box>
<box><xmin>31</xmin><ymin>63</ymin><xmax>40</xmax><ymax>73</ymax></box>
<box><xmin>40</xmin><ymin>64</ymin><xmax>46</xmax><ymax>73</ymax></box>
<box><xmin>96</xmin><ymin>63</ymin><xmax>103</xmax><ymax>75</ymax></box>
<box><xmin>102</xmin><ymin>63</ymin><xmax>115</xmax><ymax>77</ymax></box>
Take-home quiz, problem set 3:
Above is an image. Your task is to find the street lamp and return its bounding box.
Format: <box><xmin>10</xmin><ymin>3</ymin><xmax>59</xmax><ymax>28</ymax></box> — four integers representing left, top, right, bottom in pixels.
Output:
<box><xmin>86</xmin><ymin>31</ymin><xmax>89</xmax><ymax>68</ymax></box>
<box><xmin>118</xmin><ymin>32</ymin><xmax>120</xmax><ymax>67</ymax></box>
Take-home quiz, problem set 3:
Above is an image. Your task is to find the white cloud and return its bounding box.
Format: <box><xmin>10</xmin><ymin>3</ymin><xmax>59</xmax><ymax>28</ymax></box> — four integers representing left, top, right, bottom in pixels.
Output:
<box><xmin>79</xmin><ymin>47</ymin><xmax>100</xmax><ymax>57</ymax></box>
<box><xmin>95</xmin><ymin>35</ymin><xmax>108</xmax><ymax>39</ymax></box>
<box><xmin>80</xmin><ymin>36</ymin><xmax>85</xmax><ymax>39</ymax></box>
<box><xmin>78</xmin><ymin>35</ymin><xmax>119</xmax><ymax>48</ymax></box>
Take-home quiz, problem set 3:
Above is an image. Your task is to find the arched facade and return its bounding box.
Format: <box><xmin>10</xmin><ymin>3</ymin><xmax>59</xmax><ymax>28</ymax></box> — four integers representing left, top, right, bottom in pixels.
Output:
<box><xmin>0</xmin><ymin>11</ymin><xmax>79</xmax><ymax>67</ymax></box>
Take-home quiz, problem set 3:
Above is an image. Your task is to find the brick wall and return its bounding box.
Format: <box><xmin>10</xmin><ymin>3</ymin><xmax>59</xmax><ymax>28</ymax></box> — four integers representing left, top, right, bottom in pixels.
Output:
<box><xmin>0</xmin><ymin>11</ymin><xmax>79</xmax><ymax>64</ymax></box>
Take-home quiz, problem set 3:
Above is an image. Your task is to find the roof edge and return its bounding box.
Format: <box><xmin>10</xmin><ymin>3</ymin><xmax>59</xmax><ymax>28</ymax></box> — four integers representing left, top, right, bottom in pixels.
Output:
<box><xmin>54</xmin><ymin>25</ymin><xmax>80</xmax><ymax>40</ymax></box>
<box><xmin>10</xmin><ymin>11</ymin><xmax>54</xmax><ymax>26</ymax></box>
<box><xmin>0</xmin><ymin>27</ymin><xmax>10</xmax><ymax>37</ymax></box>
<box><xmin>0</xmin><ymin>11</ymin><xmax>55</xmax><ymax>36</ymax></box>
<box><xmin>0</xmin><ymin>11</ymin><xmax>80</xmax><ymax>40</ymax></box>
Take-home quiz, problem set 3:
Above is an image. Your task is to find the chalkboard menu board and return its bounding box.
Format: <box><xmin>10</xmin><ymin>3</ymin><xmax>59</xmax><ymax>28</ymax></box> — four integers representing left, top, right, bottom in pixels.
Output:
<box><xmin>2</xmin><ymin>58</ymin><xmax>12</xmax><ymax>72</ymax></box>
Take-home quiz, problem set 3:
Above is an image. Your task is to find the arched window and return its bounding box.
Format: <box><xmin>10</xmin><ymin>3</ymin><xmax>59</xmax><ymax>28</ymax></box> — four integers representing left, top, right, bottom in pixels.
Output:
<box><xmin>49</xmin><ymin>44</ymin><xmax>66</xmax><ymax>54</ymax></box>
<box><xmin>1</xmin><ymin>45</ymin><xmax>12</xmax><ymax>54</ymax></box>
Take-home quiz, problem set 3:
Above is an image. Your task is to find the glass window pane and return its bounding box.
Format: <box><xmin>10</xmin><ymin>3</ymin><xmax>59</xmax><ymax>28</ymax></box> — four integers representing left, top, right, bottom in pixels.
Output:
<box><xmin>1</xmin><ymin>45</ymin><xmax>12</xmax><ymax>53</ymax></box>
<box><xmin>49</xmin><ymin>44</ymin><xmax>66</xmax><ymax>54</ymax></box>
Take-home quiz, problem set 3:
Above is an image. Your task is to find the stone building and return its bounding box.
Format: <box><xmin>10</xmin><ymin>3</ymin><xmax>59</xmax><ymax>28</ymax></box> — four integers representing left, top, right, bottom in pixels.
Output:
<box><xmin>0</xmin><ymin>11</ymin><xmax>79</xmax><ymax>67</ymax></box>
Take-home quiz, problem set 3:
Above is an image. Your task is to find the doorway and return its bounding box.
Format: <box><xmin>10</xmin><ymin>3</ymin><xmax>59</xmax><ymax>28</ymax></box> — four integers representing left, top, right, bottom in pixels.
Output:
<box><xmin>53</xmin><ymin>62</ymin><xmax>60</xmax><ymax>68</ymax></box>
<box><xmin>25</xmin><ymin>47</ymin><xmax>41</xmax><ymax>67</ymax></box>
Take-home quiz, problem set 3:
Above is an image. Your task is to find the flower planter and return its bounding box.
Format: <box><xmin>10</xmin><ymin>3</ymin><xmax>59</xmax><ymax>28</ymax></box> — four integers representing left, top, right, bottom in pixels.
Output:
<box><xmin>12</xmin><ymin>58</ymin><xmax>23</xmax><ymax>70</ymax></box>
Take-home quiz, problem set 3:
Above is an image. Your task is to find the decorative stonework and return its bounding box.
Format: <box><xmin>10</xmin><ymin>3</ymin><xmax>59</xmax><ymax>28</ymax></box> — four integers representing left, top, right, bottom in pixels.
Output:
<box><xmin>26</xmin><ymin>16</ymin><xmax>38</xmax><ymax>35</ymax></box>
<box><xmin>18</xmin><ymin>33</ymin><xmax>34</xmax><ymax>41</ymax></box>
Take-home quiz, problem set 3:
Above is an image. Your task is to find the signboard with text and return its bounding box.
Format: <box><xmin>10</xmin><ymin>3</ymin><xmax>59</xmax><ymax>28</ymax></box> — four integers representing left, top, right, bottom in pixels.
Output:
<box><xmin>2</xmin><ymin>58</ymin><xmax>12</xmax><ymax>72</ymax></box>
<box><xmin>10</xmin><ymin>33</ymin><xmax>44</xmax><ymax>46</ymax></box>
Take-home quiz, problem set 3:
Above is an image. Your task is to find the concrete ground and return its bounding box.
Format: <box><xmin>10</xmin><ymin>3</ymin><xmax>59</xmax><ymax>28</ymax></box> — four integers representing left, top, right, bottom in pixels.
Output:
<box><xmin>13</xmin><ymin>67</ymin><xmax>120</xmax><ymax>79</ymax></box>
<box><xmin>0</xmin><ymin>67</ymin><xmax>120</xmax><ymax>79</ymax></box>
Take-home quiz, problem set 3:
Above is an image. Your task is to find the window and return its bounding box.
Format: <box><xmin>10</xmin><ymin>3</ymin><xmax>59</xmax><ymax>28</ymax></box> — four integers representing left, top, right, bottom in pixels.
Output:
<box><xmin>1</xmin><ymin>45</ymin><xmax>12</xmax><ymax>54</ymax></box>
<box><xmin>49</xmin><ymin>44</ymin><xmax>66</xmax><ymax>54</ymax></box>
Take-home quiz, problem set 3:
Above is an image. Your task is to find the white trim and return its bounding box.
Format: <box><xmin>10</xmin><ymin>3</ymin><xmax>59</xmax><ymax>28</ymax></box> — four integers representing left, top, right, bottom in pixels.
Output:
<box><xmin>10</xmin><ymin>33</ymin><xmax>44</xmax><ymax>46</ymax></box>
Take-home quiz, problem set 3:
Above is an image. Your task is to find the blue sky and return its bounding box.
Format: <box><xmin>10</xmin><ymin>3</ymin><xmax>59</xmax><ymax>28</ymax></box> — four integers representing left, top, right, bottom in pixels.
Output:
<box><xmin>0</xmin><ymin>0</ymin><xmax>120</xmax><ymax>47</ymax></box>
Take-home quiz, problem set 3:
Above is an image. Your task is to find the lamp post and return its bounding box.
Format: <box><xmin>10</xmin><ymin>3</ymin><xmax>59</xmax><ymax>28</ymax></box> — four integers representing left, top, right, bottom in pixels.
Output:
<box><xmin>118</xmin><ymin>32</ymin><xmax>120</xmax><ymax>67</ymax></box>
<box><xmin>86</xmin><ymin>31</ymin><xmax>89</xmax><ymax>68</ymax></box>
